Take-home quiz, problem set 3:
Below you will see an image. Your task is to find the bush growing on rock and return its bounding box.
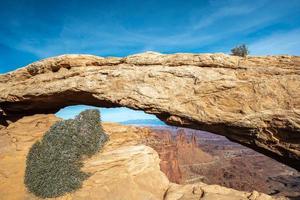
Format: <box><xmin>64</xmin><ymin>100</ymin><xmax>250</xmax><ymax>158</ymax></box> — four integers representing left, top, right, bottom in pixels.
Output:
<box><xmin>231</xmin><ymin>44</ymin><xmax>249</xmax><ymax>57</ymax></box>
<box><xmin>24</xmin><ymin>109</ymin><xmax>108</xmax><ymax>198</ymax></box>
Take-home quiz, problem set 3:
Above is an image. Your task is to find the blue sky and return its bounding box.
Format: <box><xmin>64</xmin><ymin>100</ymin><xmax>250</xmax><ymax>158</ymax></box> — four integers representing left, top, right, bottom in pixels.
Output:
<box><xmin>1</xmin><ymin>0</ymin><xmax>300</xmax><ymax>120</ymax></box>
<box><xmin>56</xmin><ymin>106</ymin><xmax>157</xmax><ymax>122</ymax></box>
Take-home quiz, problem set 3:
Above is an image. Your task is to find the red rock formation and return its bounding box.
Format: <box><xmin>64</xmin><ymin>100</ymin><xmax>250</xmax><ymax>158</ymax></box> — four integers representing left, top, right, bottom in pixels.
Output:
<box><xmin>152</xmin><ymin>127</ymin><xmax>300</xmax><ymax>198</ymax></box>
<box><xmin>191</xmin><ymin>133</ymin><xmax>197</xmax><ymax>148</ymax></box>
<box><xmin>145</xmin><ymin>128</ymin><xmax>213</xmax><ymax>183</ymax></box>
<box><xmin>145</xmin><ymin>130</ymin><xmax>182</xmax><ymax>183</ymax></box>
<box><xmin>175</xmin><ymin>129</ymin><xmax>213</xmax><ymax>166</ymax></box>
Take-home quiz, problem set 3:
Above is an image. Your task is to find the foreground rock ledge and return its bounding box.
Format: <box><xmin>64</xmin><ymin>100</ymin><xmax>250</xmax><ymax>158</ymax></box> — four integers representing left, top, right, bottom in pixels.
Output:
<box><xmin>0</xmin><ymin>114</ymin><xmax>286</xmax><ymax>200</ymax></box>
<box><xmin>0</xmin><ymin>52</ymin><xmax>299</xmax><ymax>170</ymax></box>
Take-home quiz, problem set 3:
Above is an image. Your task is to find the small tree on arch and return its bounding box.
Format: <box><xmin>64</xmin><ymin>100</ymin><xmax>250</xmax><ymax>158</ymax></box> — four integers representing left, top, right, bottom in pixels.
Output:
<box><xmin>231</xmin><ymin>44</ymin><xmax>249</xmax><ymax>57</ymax></box>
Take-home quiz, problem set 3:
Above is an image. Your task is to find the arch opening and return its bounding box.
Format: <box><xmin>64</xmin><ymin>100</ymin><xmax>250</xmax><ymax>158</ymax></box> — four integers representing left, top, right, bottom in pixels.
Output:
<box><xmin>56</xmin><ymin>105</ymin><xmax>166</xmax><ymax>126</ymax></box>
<box><xmin>1</xmin><ymin>91</ymin><xmax>300</xmax><ymax>172</ymax></box>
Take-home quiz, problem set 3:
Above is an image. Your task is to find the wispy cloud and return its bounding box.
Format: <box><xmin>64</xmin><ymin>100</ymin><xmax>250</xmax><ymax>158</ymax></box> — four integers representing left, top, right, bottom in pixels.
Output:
<box><xmin>192</xmin><ymin>0</ymin><xmax>268</xmax><ymax>30</ymax></box>
<box><xmin>0</xmin><ymin>0</ymin><xmax>299</xmax><ymax>62</ymax></box>
<box><xmin>9</xmin><ymin>3</ymin><xmax>279</xmax><ymax>56</ymax></box>
<box><xmin>249</xmin><ymin>28</ymin><xmax>300</xmax><ymax>55</ymax></box>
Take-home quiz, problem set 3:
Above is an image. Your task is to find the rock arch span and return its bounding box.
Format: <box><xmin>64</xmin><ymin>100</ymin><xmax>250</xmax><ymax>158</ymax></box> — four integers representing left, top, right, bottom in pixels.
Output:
<box><xmin>0</xmin><ymin>52</ymin><xmax>299</xmax><ymax>170</ymax></box>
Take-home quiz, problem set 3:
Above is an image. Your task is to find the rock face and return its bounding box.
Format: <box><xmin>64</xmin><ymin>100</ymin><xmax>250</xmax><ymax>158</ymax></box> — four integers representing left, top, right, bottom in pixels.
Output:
<box><xmin>145</xmin><ymin>128</ymin><xmax>214</xmax><ymax>183</ymax></box>
<box><xmin>0</xmin><ymin>52</ymin><xmax>299</xmax><ymax>170</ymax></box>
<box><xmin>175</xmin><ymin>129</ymin><xmax>213</xmax><ymax>166</ymax></box>
<box><xmin>145</xmin><ymin>129</ymin><xmax>183</xmax><ymax>183</ymax></box>
<box><xmin>0</xmin><ymin>114</ymin><xmax>60</xmax><ymax>199</ymax></box>
<box><xmin>0</xmin><ymin>114</ymin><xmax>284</xmax><ymax>200</ymax></box>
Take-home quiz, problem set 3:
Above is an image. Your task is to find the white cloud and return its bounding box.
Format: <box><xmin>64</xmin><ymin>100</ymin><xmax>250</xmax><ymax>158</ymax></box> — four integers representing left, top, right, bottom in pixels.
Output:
<box><xmin>1</xmin><ymin>0</ymin><xmax>298</xmax><ymax>59</ymax></box>
<box><xmin>249</xmin><ymin>29</ymin><xmax>300</xmax><ymax>55</ymax></box>
<box><xmin>192</xmin><ymin>0</ymin><xmax>268</xmax><ymax>30</ymax></box>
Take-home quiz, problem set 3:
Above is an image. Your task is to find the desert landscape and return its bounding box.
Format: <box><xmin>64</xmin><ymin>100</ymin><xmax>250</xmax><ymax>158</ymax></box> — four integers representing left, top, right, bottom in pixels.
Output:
<box><xmin>1</xmin><ymin>1</ymin><xmax>300</xmax><ymax>199</ymax></box>
<box><xmin>145</xmin><ymin>125</ymin><xmax>300</xmax><ymax>199</ymax></box>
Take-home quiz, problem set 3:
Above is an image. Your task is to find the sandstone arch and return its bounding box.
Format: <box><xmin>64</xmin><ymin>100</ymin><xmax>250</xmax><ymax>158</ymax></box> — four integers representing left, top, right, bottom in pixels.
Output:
<box><xmin>0</xmin><ymin>52</ymin><xmax>299</xmax><ymax>170</ymax></box>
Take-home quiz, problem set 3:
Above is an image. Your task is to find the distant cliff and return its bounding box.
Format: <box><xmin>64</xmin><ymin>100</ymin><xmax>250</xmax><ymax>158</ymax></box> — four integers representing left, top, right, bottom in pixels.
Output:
<box><xmin>145</xmin><ymin>128</ymin><xmax>214</xmax><ymax>183</ymax></box>
<box><xmin>146</xmin><ymin>127</ymin><xmax>300</xmax><ymax>198</ymax></box>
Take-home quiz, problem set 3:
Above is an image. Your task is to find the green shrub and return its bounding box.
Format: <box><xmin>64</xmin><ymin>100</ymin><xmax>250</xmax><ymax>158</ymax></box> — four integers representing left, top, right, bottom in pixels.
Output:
<box><xmin>231</xmin><ymin>44</ymin><xmax>249</xmax><ymax>57</ymax></box>
<box><xmin>24</xmin><ymin>109</ymin><xmax>108</xmax><ymax>198</ymax></box>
